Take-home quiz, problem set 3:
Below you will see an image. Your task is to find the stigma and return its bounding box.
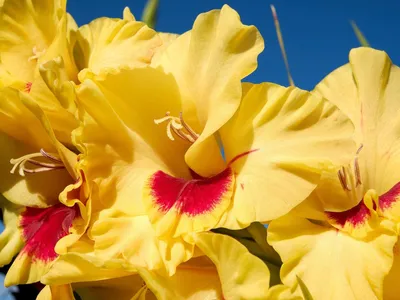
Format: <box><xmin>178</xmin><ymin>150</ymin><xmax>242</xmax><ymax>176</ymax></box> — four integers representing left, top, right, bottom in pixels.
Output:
<box><xmin>154</xmin><ymin>112</ymin><xmax>199</xmax><ymax>143</ymax></box>
<box><xmin>10</xmin><ymin>149</ymin><xmax>65</xmax><ymax>176</ymax></box>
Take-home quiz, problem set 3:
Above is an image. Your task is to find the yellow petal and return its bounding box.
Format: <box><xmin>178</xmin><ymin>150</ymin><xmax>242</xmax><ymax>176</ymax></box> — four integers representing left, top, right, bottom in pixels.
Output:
<box><xmin>383</xmin><ymin>238</ymin><xmax>400</xmax><ymax>300</ymax></box>
<box><xmin>139</xmin><ymin>257</ymin><xmax>222</xmax><ymax>300</ymax></box>
<box><xmin>75</xmin><ymin>17</ymin><xmax>161</xmax><ymax>81</ymax></box>
<box><xmin>37</xmin><ymin>285</ymin><xmax>75</xmax><ymax>300</ymax></box>
<box><xmin>218</xmin><ymin>82</ymin><xmax>355</xmax><ymax>227</ymax></box>
<box><xmin>266</xmin><ymin>285</ymin><xmax>303</xmax><ymax>300</ymax></box>
<box><xmin>0</xmin><ymin>195</ymin><xmax>24</xmax><ymax>266</ymax></box>
<box><xmin>0</xmin><ymin>0</ymin><xmax>66</xmax><ymax>82</ymax></box>
<box><xmin>268</xmin><ymin>213</ymin><xmax>397</xmax><ymax>300</ymax></box>
<box><xmin>27</xmin><ymin>66</ymin><xmax>79</xmax><ymax>147</ymax></box>
<box><xmin>40</xmin><ymin>12</ymin><xmax>78</xmax><ymax>81</ymax></box>
<box><xmin>19</xmin><ymin>90</ymin><xmax>79</xmax><ymax>179</ymax></box>
<box><xmin>90</xmin><ymin>216</ymin><xmax>194</xmax><ymax>276</ymax></box>
<box><xmin>74</xmin><ymin>275</ymin><xmax>156</xmax><ymax>300</ymax></box>
<box><xmin>152</xmin><ymin>5</ymin><xmax>264</xmax><ymax>176</ymax></box>
<box><xmin>195</xmin><ymin>232</ymin><xmax>271</xmax><ymax>299</ymax></box>
<box><xmin>42</xmin><ymin>237</ymin><xmax>131</xmax><ymax>285</ymax></box>
<box><xmin>123</xmin><ymin>7</ymin><xmax>136</xmax><ymax>21</ymax></box>
<box><xmin>314</xmin><ymin>47</ymin><xmax>400</xmax><ymax>197</ymax></box>
<box><xmin>5</xmin><ymin>252</ymin><xmax>51</xmax><ymax>286</ymax></box>
<box><xmin>0</xmin><ymin>87</ymin><xmax>53</xmax><ymax>149</ymax></box>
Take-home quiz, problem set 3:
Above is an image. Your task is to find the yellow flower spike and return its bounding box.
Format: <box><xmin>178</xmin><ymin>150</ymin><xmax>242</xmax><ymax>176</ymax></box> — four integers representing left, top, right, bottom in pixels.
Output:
<box><xmin>74</xmin><ymin>15</ymin><xmax>161</xmax><ymax>82</ymax></box>
<box><xmin>268</xmin><ymin>212</ymin><xmax>397</xmax><ymax>300</ymax></box>
<box><xmin>0</xmin><ymin>196</ymin><xmax>24</xmax><ymax>266</ymax></box>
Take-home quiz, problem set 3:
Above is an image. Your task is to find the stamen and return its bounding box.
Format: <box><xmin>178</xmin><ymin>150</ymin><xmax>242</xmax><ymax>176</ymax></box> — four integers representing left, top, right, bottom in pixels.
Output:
<box><xmin>154</xmin><ymin>112</ymin><xmax>199</xmax><ymax>143</ymax></box>
<box><xmin>10</xmin><ymin>149</ymin><xmax>64</xmax><ymax>177</ymax></box>
<box><xmin>338</xmin><ymin>167</ymin><xmax>351</xmax><ymax>191</ymax></box>
<box><xmin>354</xmin><ymin>144</ymin><xmax>364</xmax><ymax>186</ymax></box>
<box><xmin>28</xmin><ymin>46</ymin><xmax>46</xmax><ymax>62</ymax></box>
<box><xmin>354</xmin><ymin>157</ymin><xmax>362</xmax><ymax>186</ymax></box>
<box><xmin>337</xmin><ymin>144</ymin><xmax>364</xmax><ymax>191</ymax></box>
<box><xmin>356</xmin><ymin>144</ymin><xmax>364</xmax><ymax>155</ymax></box>
<box><xmin>179</xmin><ymin>112</ymin><xmax>199</xmax><ymax>141</ymax></box>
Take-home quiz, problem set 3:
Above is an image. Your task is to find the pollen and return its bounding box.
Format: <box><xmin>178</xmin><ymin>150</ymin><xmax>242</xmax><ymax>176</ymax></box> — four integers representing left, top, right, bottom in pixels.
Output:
<box><xmin>154</xmin><ymin>112</ymin><xmax>199</xmax><ymax>143</ymax></box>
<box><xmin>10</xmin><ymin>149</ymin><xmax>65</xmax><ymax>176</ymax></box>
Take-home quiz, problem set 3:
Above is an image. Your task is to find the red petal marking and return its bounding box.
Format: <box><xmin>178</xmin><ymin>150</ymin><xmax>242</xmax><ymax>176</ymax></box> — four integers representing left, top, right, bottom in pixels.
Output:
<box><xmin>379</xmin><ymin>182</ymin><xmax>400</xmax><ymax>211</ymax></box>
<box><xmin>228</xmin><ymin>149</ymin><xmax>259</xmax><ymax>167</ymax></box>
<box><xmin>326</xmin><ymin>200</ymin><xmax>370</xmax><ymax>228</ymax></box>
<box><xmin>149</xmin><ymin>168</ymin><xmax>233</xmax><ymax>216</ymax></box>
<box><xmin>20</xmin><ymin>204</ymin><xmax>79</xmax><ymax>262</ymax></box>
<box><xmin>24</xmin><ymin>82</ymin><xmax>32</xmax><ymax>93</ymax></box>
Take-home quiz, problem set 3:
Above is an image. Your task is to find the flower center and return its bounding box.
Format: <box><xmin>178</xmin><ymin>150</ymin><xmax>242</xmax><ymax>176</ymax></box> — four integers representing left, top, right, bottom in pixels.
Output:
<box><xmin>28</xmin><ymin>46</ymin><xmax>46</xmax><ymax>62</ymax></box>
<box><xmin>10</xmin><ymin>149</ymin><xmax>65</xmax><ymax>176</ymax></box>
<box><xmin>154</xmin><ymin>112</ymin><xmax>199</xmax><ymax>143</ymax></box>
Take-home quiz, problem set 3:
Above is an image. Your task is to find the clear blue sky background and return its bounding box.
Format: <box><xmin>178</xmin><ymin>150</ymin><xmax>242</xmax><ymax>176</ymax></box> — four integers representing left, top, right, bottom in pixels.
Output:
<box><xmin>67</xmin><ymin>0</ymin><xmax>400</xmax><ymax>90</ymax></box>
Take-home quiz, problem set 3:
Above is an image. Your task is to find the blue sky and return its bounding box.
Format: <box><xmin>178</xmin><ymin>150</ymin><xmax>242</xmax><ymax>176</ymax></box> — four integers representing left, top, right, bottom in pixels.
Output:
<box><xmin>68</xmin><ymin>0</ymin><xmax>400</xmax><ymax>90</ymax></box>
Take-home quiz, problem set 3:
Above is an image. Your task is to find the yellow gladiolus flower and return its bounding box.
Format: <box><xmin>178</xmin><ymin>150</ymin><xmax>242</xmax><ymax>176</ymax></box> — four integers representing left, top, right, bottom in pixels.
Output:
<box><xmin>268</xmin><ymin>47</ymin><xmax>400</xmax><ymax>300</ymax></box>
<box><xmin>0</xmin><ymin>93</ymin><xmax>88</xmax><ymax>286</ymax></box>
<box><xmin>74</xmin><ymin>4</ymin><xmax>354</xmax><ymax>275</ymax></box>
<box><xmin>0</xmin><ymin>0</ymin><xmax>164</xmax><ymax>287</ymax></box>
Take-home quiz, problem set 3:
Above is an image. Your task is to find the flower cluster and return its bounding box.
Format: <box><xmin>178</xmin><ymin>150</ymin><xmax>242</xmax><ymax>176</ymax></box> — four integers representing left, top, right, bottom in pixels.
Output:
<box><xmin>0</xmin><ymin>1</ymin><xmax>399</xmax><ymax>299</ymax></box>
